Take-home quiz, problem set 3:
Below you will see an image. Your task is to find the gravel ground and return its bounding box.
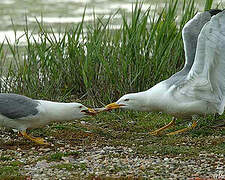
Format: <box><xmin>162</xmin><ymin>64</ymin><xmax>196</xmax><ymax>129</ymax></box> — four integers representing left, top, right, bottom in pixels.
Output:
<box><xmin>27</xmin><ymin>147</ymin><xmax>225</xmax><ymax>179</ymax></box>
<box><xmin>1</xmin><ymin>128</ymin><xmax>225</xmax><ymax>179</ymax></box>
<box><xmin>1</xmin><ymin>145</ymin><xmax>225</xmax><ymax>179</ymax></box>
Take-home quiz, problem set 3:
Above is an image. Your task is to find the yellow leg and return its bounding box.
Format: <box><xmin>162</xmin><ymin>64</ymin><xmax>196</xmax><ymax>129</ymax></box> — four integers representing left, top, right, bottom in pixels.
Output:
<box><xmin>20</xmin><ymin>131</ymin><xmax>49</xmax><ymax>145</ymax></box>
<box><xmin>150</xmin><ymin>118</ymin><xmax>175</xmax><ymax>136</ymax></box>
<box><xmin>167</xmin><ymin>121</ymin><xmax>197</xmax><ymax>135</ymax></box>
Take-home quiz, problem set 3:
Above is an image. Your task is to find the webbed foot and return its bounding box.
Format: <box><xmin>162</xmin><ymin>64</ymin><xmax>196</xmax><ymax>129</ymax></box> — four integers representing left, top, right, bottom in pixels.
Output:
<box><xmin>19</xmin><ymin>131</ymin><xmax>49</xmax><ymax>145</ymax></box>
<box><xmin>167</xmin><ymin>121</ymin><xmax>197</xmax><ymax>135</ymax></box>
<box><xmin>150</xmin><ymin>118</ymin><xmax>175</xmax><ymax>136</ymax></box>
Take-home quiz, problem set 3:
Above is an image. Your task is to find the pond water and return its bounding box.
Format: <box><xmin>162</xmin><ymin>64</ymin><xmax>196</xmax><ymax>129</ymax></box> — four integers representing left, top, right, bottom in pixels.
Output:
<box><xmin>0</xmin><ymin>0</ymin><xmax>224</xmax><ymax>89</ymax></box>
<box><xmin>0</xmin><ymin>0</ymin><xmax>223</xmax><ymax>44</ymax></box>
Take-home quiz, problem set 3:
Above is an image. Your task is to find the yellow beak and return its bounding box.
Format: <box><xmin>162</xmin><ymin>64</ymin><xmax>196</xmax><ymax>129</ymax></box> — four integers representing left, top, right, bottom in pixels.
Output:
<box><xmin>88</xmin><ymin>108</ymin><xmax>96</xmax><ymax>113</ymax></box>
<box><xmin>82</xmin><ymin>108</ymin><xmax>97</xmax><ymax>115</ymax></box>
<box><xmin>105</xmin><ymin>102</ymin><xmax>124</xmax><ymax>110</ymax></box>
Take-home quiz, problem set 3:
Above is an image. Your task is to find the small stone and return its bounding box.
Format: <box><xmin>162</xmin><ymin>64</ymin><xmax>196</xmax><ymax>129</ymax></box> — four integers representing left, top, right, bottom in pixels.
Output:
<box><xmin>79</xmin><ymin>160</ymin><xmax>88</xmax><ymax>164</ymax></box>
<box><xmin>216</xmin><ymin>166</ymin><xmax>223</xmax><ymax>170</ymax></box>
<box><xmin>36</xmin><ymin>160</ymin><xmax>49</xmax><ymax>168</ymax></box>
<box><xmin>39</xmin><ymin>148</ymin><xmax>51</xmax><ymax>152</ymax></box>
<box><xmin>139</xmin><ymin>165</ymin><xmax>146</xmax><ymax>170</ymax></box>
<box><xmin>28</xmin><ymin>151</ymin><xmax>33</xmax><ymax>155</ymax></box>
<box><xmin>164</xmin><ymin>157</ymin><xmax>169</xmax><ymax>161</ymax></box>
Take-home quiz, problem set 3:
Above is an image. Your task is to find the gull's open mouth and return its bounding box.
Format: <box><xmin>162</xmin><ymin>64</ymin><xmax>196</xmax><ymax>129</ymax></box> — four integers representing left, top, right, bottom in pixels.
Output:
<box><xmin>81</xmin><ymin>108</ymin><xmax>97</xmax><ymax>116</ymax></box>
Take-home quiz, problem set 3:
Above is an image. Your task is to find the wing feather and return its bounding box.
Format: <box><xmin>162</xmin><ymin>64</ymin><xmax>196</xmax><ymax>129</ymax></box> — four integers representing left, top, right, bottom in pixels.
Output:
<box><xmin>0</xmin><ymin>93</ymin><xmax>40</xmax><ymax>119</ymax></box>
<box><xmin>178</xmin><ymin>11</ymin><xmax>225</xmax><ymax>114</ymax></box>
<box><xmin>182</xmin><ymin>12</ymin><xmax>211</xmax><ymax>70</ymax></box>
<box><xmin>165</xmin><ymin>12</ymin><xmax>211</xmax><ymax>86</ymax></box>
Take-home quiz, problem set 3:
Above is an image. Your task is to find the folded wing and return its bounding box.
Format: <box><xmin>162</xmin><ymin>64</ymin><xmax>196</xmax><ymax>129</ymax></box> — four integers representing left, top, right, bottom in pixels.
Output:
<box><xmin>0</xmin><ymin>93</ymin><xmax>39</xmax><ymax>119</ymax></box>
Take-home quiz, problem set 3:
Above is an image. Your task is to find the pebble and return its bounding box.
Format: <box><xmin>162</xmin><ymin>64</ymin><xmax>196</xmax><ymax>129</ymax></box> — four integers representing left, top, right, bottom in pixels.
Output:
<box><xmin>1</xmin><ymin>129</ymin><xmax>225</xmax><ymax>179</ymax></box>
<box><xmin>18</xmin><ymin>146</ymin><xmax>225</xmax><ymax>179</ymax></box>
<box><xmin>39</xmin><ymin>148</ymin><xmax>51</xmax><ymax>152</ymax></box>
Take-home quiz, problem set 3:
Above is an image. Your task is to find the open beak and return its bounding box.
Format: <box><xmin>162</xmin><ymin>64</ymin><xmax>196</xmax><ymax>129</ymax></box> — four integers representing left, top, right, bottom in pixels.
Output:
<box><xmin>105</xmin><ymin>102</ymin><xmax>124</xmax><ymax>111</ymax></box>
<box><xmin>81</xmin><ymin>108</ymin><xmax>97</xmax><ymax>116</ymax></box>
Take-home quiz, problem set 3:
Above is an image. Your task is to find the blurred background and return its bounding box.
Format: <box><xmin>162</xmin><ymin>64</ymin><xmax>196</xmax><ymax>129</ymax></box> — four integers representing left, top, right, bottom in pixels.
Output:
<box><xmin>0</xmin><ymin>0</ymin><xmax>225</xmax><ymax>102</ymax></box>
<box><xmin>0</xmin><ymin>0</ymin><xmax>224</xmax><ymax>44</ymax></box>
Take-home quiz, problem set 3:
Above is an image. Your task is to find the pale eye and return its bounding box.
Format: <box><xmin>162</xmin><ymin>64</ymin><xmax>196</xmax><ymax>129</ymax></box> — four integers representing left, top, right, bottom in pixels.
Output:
<box><xmin>124</xmin><ymin>99</ymin><xmax>129</xmax><ymax>102</ymax></box>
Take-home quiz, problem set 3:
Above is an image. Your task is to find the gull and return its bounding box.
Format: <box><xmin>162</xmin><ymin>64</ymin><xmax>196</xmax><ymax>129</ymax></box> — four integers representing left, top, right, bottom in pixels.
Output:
<box><xmin>104</xmin><ymin>10</ymin><xmax>225</xmax><ymax>135</ymax></box>
<box><xmin>0</xmin><ymin>93</ymin><xmax>96</xmax><ymax>145</ymax></box>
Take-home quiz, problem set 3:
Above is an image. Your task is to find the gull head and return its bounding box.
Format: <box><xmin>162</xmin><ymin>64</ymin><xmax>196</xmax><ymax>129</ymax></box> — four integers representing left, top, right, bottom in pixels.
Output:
<box><xmin>72</xmin><ymin>103</ymin><xmax>97</xmax><ymax>118</ymax></box>
<box><xmin>105</xmin><ymin>93</ymin><xmax>147</xmax><ymax>111</ymax></box>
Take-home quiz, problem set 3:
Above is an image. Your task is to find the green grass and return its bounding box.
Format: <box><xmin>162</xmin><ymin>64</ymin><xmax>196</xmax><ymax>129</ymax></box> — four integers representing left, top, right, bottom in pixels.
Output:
<box><xmin>25</xmin><ymin>110</ymin><xmax>224</xmax><ymax>157</ymax></box>
<box><xmin>204</xmin><ymin>0</ymin><xmax>214</xmax><ymax>10</ymax></box>
<box><xmin>0</xmin><ymin>112</ymin><xmax>224</xmax><ymax>178</ymax></box>
<box><xmin>0</xmin><ymin>166</ymin><xmax>21</xmax><ymax>178</ymax></box>
<box><xmin>0</xmin><ymin>0</ymin><xmax>199</xmax><ymax>104</ymax></box>
<box><xmin>43</xmin><ymin>151</ymin><xmax>80</xmax><ymax>162</ymax></box>
<box><xmin>1</xmin><ymin>0</ymin><xmax>224</xmax><ymax>176</ymax></box>
<box><xmin>0</xmin><ymin>0</ymin><xmax>216</xmax><ymax>107</ymax></box>
<box><xmin>0</xmin><ymin>155</ymin><xmax>12</xmax><ymax>161</ymax></box>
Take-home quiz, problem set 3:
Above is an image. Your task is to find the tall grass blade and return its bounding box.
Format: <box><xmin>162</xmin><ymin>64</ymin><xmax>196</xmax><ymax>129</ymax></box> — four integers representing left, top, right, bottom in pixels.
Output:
<box><xmin>204</xmin><ymin>0</ymin><xmax>214</xmax><ymax>11</ymax></box>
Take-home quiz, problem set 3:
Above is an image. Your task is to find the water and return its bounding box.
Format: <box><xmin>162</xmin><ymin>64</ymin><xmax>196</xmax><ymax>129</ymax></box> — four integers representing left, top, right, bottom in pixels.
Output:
<box><xmin>0</xmin><ymin>0</ymin><xmax>223</xmax><ymax>44</ymax></box>
<box><xmin>0</xmin><ymin>0</ymin><xmax>224</xmax><ymax>89</ymax></box>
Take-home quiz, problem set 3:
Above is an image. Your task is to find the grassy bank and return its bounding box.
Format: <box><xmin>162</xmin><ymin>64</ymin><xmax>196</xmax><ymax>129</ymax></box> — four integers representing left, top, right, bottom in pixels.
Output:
<box><xmin>0</xmin><ymin>111</ymin><xmax>225</xmax><ymax>179</ymax></box>
<box><xmin>1</xmin><ymin>0</ymin><xmax>225</xmax><ymax>179</ymax></box>
<box><xmin>0</xmin><ymin>0</ymin><xmax>198</xmax><ymax>104</ymax></box>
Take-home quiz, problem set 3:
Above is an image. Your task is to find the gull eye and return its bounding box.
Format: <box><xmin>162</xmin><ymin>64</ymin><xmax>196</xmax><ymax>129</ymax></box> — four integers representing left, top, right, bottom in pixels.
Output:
<box><xmin>124</xmin><ymin>99</ymin><xmax>129</xmax><ymax>102</ymax></box>
<box><xmin>79</xmin><ymin>105</ymin><xmax>83</xmax><ymax>109</ymax></box>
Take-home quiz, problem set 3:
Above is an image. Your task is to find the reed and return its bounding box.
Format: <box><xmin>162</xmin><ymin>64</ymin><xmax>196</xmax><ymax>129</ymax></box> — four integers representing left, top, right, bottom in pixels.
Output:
<box><xmin>0</xmin><ymin>0</ymin><xmax>216</xmax><ymax>105</ymax></box>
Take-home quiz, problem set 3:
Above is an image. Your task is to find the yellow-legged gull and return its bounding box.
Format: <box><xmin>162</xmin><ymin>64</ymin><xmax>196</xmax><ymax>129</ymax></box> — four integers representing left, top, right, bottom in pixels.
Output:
<box><xmin>104</xmin><ymin>10</ymin><xmax>225</xmax><ymax>135</ymax></box>
<box><xmin>0</xmin><ymin>93</ymin><xmax>96</xmax><ymax>145</ymax></box>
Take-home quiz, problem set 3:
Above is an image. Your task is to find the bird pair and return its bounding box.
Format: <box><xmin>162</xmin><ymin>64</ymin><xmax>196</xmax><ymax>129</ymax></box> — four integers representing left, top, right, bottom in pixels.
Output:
<box><xmin>1</xmin><ymin>9</ymin><xmax>225</xmax><ymax>145</ymax></box>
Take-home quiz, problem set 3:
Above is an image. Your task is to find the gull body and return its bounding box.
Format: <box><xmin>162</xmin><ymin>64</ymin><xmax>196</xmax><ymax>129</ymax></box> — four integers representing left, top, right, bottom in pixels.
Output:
<box><xmin>105</xmin><ymin>10</ymin><xmax>225</xmax><ymax>134</ymax></box>
<box><xmin>120</xmin><ymin>82</ymin><xmax>213</xmax><ymax>117</ymax></box>
<box><xmin>0</xmin><ymin>93</ymin><xmax>95</xmax><ymax>144</ymax></box>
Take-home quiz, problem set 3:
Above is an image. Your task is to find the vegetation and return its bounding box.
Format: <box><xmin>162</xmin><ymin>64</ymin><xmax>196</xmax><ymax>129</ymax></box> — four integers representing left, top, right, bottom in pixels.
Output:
<box><xmin>0</xmin><ymin>0</ymin><xmax>199</xmax><ymax>105</ymax></box>
<box><xmin>0</xmin><ymin>0</ymin><xmax>223</xmax><ymax>157</ymax></box>
<box><xmin>1</xmin><ymin>0</ymin><xmax>225</xmax><ymax>179</ymax></box>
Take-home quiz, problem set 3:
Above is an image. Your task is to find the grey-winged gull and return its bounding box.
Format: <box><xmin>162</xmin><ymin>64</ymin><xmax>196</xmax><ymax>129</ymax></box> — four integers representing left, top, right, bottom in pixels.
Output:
<box><xmin>103</xmin><ymin>10</ymin><xmax>225</xmax><ymax>135</ymax></box>
<box><xmin>0</xmin><ymin>93</ymin><xmax>96</xmax><ymax>145</ymax></box>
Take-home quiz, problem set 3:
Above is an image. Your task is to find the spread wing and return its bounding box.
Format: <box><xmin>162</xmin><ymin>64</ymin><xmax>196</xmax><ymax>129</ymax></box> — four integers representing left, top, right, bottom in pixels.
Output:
<box><xmin>177</xmin><ymin>11</ymin><xmax>225</xmax><ymax>114</ymax></box>
<box><xmin>166</xmin><ymin>11</ymin><xmax>211</xmax><ymax>85</ymax></box>
<box><xmin>182</xmin><ymin>11</ymin><xmax>211</xmax><ymax>71</ymax></box>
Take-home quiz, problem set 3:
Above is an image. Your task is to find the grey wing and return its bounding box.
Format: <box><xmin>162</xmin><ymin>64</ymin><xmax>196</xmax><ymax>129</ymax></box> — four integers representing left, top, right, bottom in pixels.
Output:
<box><xmin>165</xmin><ymin>11</ymin><xmax>211</xmax><ymax>86</ymax></box>
<box><xmin>0</xmin><ymin>93</ymin><xmax>40</xmax><ymax>119</ymax></box>
<box><xmin>178</xmin><ymin>11</ymin><xmax>225</xmax><ymax>114</ymax></box>
<box><xmin>182</xmin><ymin>11</ymin><xmax>211</xmax><ymax>71</ymax></box>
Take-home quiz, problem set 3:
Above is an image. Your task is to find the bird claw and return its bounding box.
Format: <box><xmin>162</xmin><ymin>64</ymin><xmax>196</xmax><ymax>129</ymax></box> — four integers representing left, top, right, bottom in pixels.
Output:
<box><xmin>167</xmin><ymin>121</ymin><xmax>197</xmax><ymax>135</ymax></box>
<box><xmin>33</xmin><ymin>137</ymin><xmax>50</xmax><ymax>145</ymax></box>
<box><xmin>149</xmin><ymin>119</ymin><xmax>176</xmax><ymax>136</ymax></box>
<box><xmin>149</xmin><ymin>130</ymin><xmax>162</xmax><ymax>136</ymax></box>
<box><xmin>20</xmin><ymin>131</ymin><xmax>49</xmax><ymax>145</ymax></box>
